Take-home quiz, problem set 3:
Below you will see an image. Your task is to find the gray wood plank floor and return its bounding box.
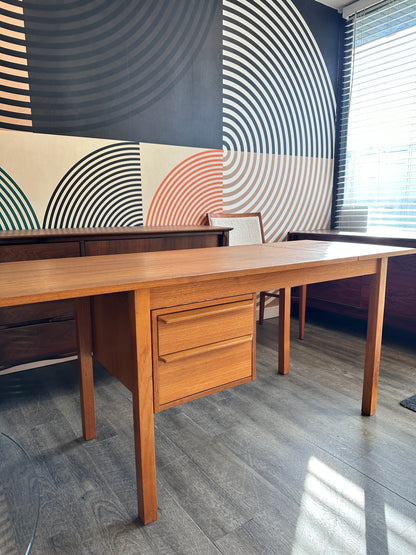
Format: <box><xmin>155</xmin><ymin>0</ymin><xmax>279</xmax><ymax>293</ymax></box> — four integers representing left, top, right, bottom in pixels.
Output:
<box><xmin>0</xmin><ymin>316</ymin><xmax>415</xmax><ymax>554</ymax></box>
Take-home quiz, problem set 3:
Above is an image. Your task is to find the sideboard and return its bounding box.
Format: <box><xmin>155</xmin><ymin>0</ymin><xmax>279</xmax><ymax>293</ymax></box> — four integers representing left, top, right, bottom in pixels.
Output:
<box><xmin>288</xmin><ymin>229</ymin><xmax>416</xmax><ymax>334</ymax></box>
<box><xmin>0</xmin><ymin>226</ymin><xmax>229</xmax><ymax>370</ymax></box>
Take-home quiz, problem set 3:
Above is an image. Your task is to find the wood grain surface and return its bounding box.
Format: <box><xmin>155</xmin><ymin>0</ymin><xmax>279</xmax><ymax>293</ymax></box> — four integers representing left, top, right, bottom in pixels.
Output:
<box><xmin>0</xmin><ymin>241</ymin><xmax>414</xmax><ymax>308</ymax></box>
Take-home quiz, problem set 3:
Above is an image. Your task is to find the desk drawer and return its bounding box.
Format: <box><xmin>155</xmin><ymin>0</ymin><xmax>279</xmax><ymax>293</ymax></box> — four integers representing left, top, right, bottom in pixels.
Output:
<box><xmin>152</xmin><ymin>294</ymin><xmax>256</xmax><ymax>411</ymax></box>
<box><xmin>157</xmin><ymin>296</ymin><xmax>254</xmax><ymax>355</ymax></box>
<box><xmin>157</xmin><ymin>336</ymin><xmax>253</xmax><ymax>408</ymax></box>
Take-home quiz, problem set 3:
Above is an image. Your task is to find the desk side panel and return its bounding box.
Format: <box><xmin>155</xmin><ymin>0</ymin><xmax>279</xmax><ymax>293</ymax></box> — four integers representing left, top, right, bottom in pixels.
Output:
<box><xmin>92</xmin><ymin>293</ymin><xmax>135</xmax><ymax>391</ymax></box>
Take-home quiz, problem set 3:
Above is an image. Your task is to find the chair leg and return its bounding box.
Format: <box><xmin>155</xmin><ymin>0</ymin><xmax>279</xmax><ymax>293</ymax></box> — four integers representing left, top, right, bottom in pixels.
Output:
<box><xmin>299</xmin><ymin>284</ymin><xmax>307</xmax><ymax>340</ymax></box>
<box><xmin>259</xmin><ymin>292</ymin><xmax>265</xmax><ymax>324</ymax></box>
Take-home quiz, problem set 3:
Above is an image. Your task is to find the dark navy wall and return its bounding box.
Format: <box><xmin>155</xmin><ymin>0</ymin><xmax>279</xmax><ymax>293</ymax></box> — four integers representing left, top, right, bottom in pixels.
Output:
<box><xmin>22</xmin><ymin>0</ymin><xmax>222</xmax><ymax>148</ymax></box>
<box><xmin>295</xmin><ymin>0</ymin><xmax>343</xmax><ymax>90</ymax></box>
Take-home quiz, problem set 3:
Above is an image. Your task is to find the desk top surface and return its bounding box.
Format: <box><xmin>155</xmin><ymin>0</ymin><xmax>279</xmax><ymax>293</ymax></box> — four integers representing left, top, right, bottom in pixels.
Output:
<box><xmin>0</xmin><ymin>240</ymin><xmax>415</xmax><ymax>308</ymax></box>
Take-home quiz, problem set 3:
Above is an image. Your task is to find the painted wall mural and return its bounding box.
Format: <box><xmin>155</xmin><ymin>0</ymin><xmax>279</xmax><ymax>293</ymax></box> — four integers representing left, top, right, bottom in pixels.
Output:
<box><xmin>223</xmin><ymin>0</ymin><xmax>336</xmax><ymax>242</ymax></box>
<box><xmin>44</xmin><ymin>142</ymin><xmax>142</xmax><ymax>228</ymax></box>
<box><xmin>146</xmin><ymin>149</ymin><xmax>223</xmax><ymax>225</ymax></box>
<box><xmin>1</xmin><ymin>0</ymin><xmax>32</xmax><ymax>130</ymax></box>
<box><xmin>0</xmin><ymin>166</ymin><xmax>39</xmax><ymax>229</ymax></box>
<box><xmin>0</xmin><ymin>0</ymin><xmax>341</xmax><ymax>242</ymax></box>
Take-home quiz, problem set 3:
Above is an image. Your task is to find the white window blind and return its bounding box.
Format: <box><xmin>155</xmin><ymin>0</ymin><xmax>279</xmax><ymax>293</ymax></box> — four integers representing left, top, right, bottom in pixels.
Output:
<box><xmin>334</xmin><ymin>0</ymin><xmax>416</xmax><ymax>233</ymax></box>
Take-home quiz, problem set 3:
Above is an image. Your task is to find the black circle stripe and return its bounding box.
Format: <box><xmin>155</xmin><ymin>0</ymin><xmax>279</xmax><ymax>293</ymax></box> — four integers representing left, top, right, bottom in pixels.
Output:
<box><xmin>43</xmin><ymin>142</ymin><xmax>142</xmax><ymax>228</ymax></box>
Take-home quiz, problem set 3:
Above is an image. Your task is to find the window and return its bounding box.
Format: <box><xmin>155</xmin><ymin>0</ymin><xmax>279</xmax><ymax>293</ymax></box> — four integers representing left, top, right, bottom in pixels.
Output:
<box><xmin>334</xmin><ymin>0</ymin><xmax>416</xmax><ymax>233</ymax></box>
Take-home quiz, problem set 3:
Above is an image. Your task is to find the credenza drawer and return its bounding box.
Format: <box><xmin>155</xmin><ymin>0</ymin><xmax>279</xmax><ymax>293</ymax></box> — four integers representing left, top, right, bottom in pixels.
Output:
<box><xmin>0</xmin><ymin>320</ymin><xmax>76</xmax><ymax>370</ymax></box>
<box><xmin>84</xmin><ymin>234</ymin><xmax>221</xmax><ymax>256</ymax></box>
<box><xmin>156</xmin><ymin>336</ymin><xmax>253</xmax><ymax>408</ymax></box>
<box><xmin>157</xmin><ymin>297</ymin><xmax>254</xmax><ymax>355</ymax></box>
<box><xmin>0</xmin><ymin>241</ymin><xmax>80</xmax><ymax>262</ymax></box>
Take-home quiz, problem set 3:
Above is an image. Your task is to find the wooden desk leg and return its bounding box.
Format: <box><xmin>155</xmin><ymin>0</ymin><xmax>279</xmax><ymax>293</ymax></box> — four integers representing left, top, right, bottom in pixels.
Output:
<box><xmin>299</xmin><ymin>284</ymin><xmax>306</xmax><ymax>340</ymax></box>
<box><xmin>362</xmin><ymin>258</ymin><xmax>388</xmax><ymax>416</ymax></box>
<box><xmin>74</xmin><ymin>297</ymin><xmax>96</xmax><ymax>441</ymax></box>
<box><xmin>128</xmin><ymin>290</ymin><xmax>158</xmax><ymax>525</ymax></box>
<box><xmin>278</xmin><ymin>287</ymin><xmax>291</xmax><ymax>375</ymax></box>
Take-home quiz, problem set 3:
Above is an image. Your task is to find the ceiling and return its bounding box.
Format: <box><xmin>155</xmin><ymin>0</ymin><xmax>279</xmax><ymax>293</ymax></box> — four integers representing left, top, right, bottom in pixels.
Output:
<box><xmin>315</xmin><ymin>0</ymin><xmax>352</xmax><ymax>11</ymax></box>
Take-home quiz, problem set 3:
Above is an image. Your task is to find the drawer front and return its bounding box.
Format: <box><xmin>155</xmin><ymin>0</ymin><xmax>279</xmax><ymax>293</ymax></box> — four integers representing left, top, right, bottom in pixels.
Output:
<box><xmin>0</xmin><ymin>300</ymin><xmax>74</xmax><ymax>327</ymax></box>
<box><xmin>0</xmin><ymin>242</ymin><xmax>80</xmax><ymax>262</ymax></box>
<box><xmin>0</xmin><ymin>320</ymin><xmax>76</xmax><ymax>370</ymax></box>
<box><xmin>84</xmin><ymin>234</ymin><xmax>221</xmax><ymax>256</ymax></box>
<box><xmin>157</xmin><ymin>297</ymin><xmax>254</xmax><ymax>355</ymax></box>
<box><xmin>156</xmin><ymin>335</ymin><xmax>253</xmax><ymax>409</ymax></box>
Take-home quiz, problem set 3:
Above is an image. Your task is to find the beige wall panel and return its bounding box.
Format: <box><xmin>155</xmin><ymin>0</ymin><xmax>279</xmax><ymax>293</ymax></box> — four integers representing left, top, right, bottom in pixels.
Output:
<box><xmin>223</xmin><ymin>151</ymin><xmax>333</xmax><ymax>242</ymax></box>
<box><xmin>140</xmin><ymin>143</ymin><xmax>208</xmax><ymax>220</ymax></box>
<box><xmin>0</xmin><ymin>130</ymin><xmax>118</xmax><ymax>225</ymax></box>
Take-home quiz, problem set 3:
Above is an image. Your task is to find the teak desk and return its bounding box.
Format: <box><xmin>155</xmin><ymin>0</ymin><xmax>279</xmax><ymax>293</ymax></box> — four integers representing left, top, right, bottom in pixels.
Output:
<box><xmin>1</xmin><ymin>240</ymin><xmax>415</xmax><ymax>525</ymax></box>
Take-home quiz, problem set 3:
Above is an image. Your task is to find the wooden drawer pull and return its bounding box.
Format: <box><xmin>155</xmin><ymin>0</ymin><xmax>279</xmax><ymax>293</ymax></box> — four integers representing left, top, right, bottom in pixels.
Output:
<box><xmin>158</xmin><ymin>300</ymin><xmax>252</xmax><ymax>325</ymax></box>
<box><xmin>158</xmin><ymin>335</ymin><xmax>251</xmax><ymax>363</ymax></box>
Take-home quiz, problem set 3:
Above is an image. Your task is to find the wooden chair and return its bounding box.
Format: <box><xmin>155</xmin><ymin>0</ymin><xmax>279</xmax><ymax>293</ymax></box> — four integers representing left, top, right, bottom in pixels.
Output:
<box><xmin>207</xmin><ymin>212</ymin><xmax>306</xmax><ymax>339</ymax></box>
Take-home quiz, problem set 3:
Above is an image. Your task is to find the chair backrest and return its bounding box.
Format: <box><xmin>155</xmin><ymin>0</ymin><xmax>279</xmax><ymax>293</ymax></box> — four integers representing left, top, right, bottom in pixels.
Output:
<box><xmin>207</xmin><ymin>212</ymin><xmax>265</xmax><ymax>246</ymax></box>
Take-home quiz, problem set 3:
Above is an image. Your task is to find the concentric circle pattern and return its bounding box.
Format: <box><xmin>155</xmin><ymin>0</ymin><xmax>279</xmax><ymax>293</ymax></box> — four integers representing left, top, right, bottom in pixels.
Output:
<box><xmin>146</xmin><ymin>150</ymin><xmax>223</xmax><ymax>225</ymax></box>
<box><xmin>0</xmin><ymin>168</ymin><xmax>39</xmax><ymax>230</ymax></box>
<box><xmin>223</xmin><ymin>0</ymin><xmax>336</xmax><ymax>242</ymax></box>
<box><xmin>43</xmin><ymin>143</ymin><xmax>142</xmax><ymax>228</ymax></box>
<box><xmin>17</xmin><ymin>0</ymin><xmax>216</xmax><ymax>133</ymax></box>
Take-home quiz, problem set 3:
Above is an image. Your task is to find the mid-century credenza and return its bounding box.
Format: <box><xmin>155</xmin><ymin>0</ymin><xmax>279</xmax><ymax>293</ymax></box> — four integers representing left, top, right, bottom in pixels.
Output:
<box><xmin>288</xmin><ymin>229</ymin><xmax>416</xmax><ymax>334</ymax></box>
<box><xmin>0</xmin><ymin>226</ymin><xmax>229</xmax><ymax>370</ymax></box>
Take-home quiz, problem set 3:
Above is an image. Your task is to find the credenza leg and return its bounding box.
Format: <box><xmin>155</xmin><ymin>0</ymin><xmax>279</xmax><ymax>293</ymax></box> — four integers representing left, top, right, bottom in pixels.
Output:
<box><xmin>74</xmin><ymin>297</ymin><xmax>97</xmax><ymax>441</ymax></box>
<box><xmin>278</xmin><ymin>287</ymin><xmax>291</xmax><ymax>375</ymax></box>
<box><xmin>362</xmin><ymin>258</ymin><xmax>388</xmax><ymax>416</ymax></box>
<box><xmin>128</xmin><ymin>289</ymin><xmax>158</xmax><ymax>525</ymax></box>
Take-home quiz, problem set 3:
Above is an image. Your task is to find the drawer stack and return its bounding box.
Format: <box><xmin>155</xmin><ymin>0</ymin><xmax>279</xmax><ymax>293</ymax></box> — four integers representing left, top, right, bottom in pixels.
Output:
<box><xmin>0</xmin><ymin>241</ymin><xmax>80</xmax><ymax>370</ymax></box>
<box><xmin>152</xmin><ymin>294</ymin><xmax>256</xmax><ymax>411</ymax></box>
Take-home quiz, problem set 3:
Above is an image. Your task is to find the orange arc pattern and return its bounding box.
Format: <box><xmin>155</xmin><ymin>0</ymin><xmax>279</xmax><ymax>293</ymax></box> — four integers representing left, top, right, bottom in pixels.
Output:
<box><xmin>146</xmin><ymin>150</ymin><xmax>223</xmax><ymax>225</ymax></box>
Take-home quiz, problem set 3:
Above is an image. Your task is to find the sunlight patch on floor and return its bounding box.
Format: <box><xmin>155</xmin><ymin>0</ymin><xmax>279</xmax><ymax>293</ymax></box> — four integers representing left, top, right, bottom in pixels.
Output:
<box><xmin>292</xmin><ymin>456</ymin><xmax>366</xmax><ymax>554</ymax></box>
<box><xmin>385</xmin><ymin>504</ymin><xmax>416</xmax><ymax>554</ymax></box>
<box><xmin>291</xmin><ymin>456</ymin><xmax>416</xmax><ymax>554</ymax></box>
